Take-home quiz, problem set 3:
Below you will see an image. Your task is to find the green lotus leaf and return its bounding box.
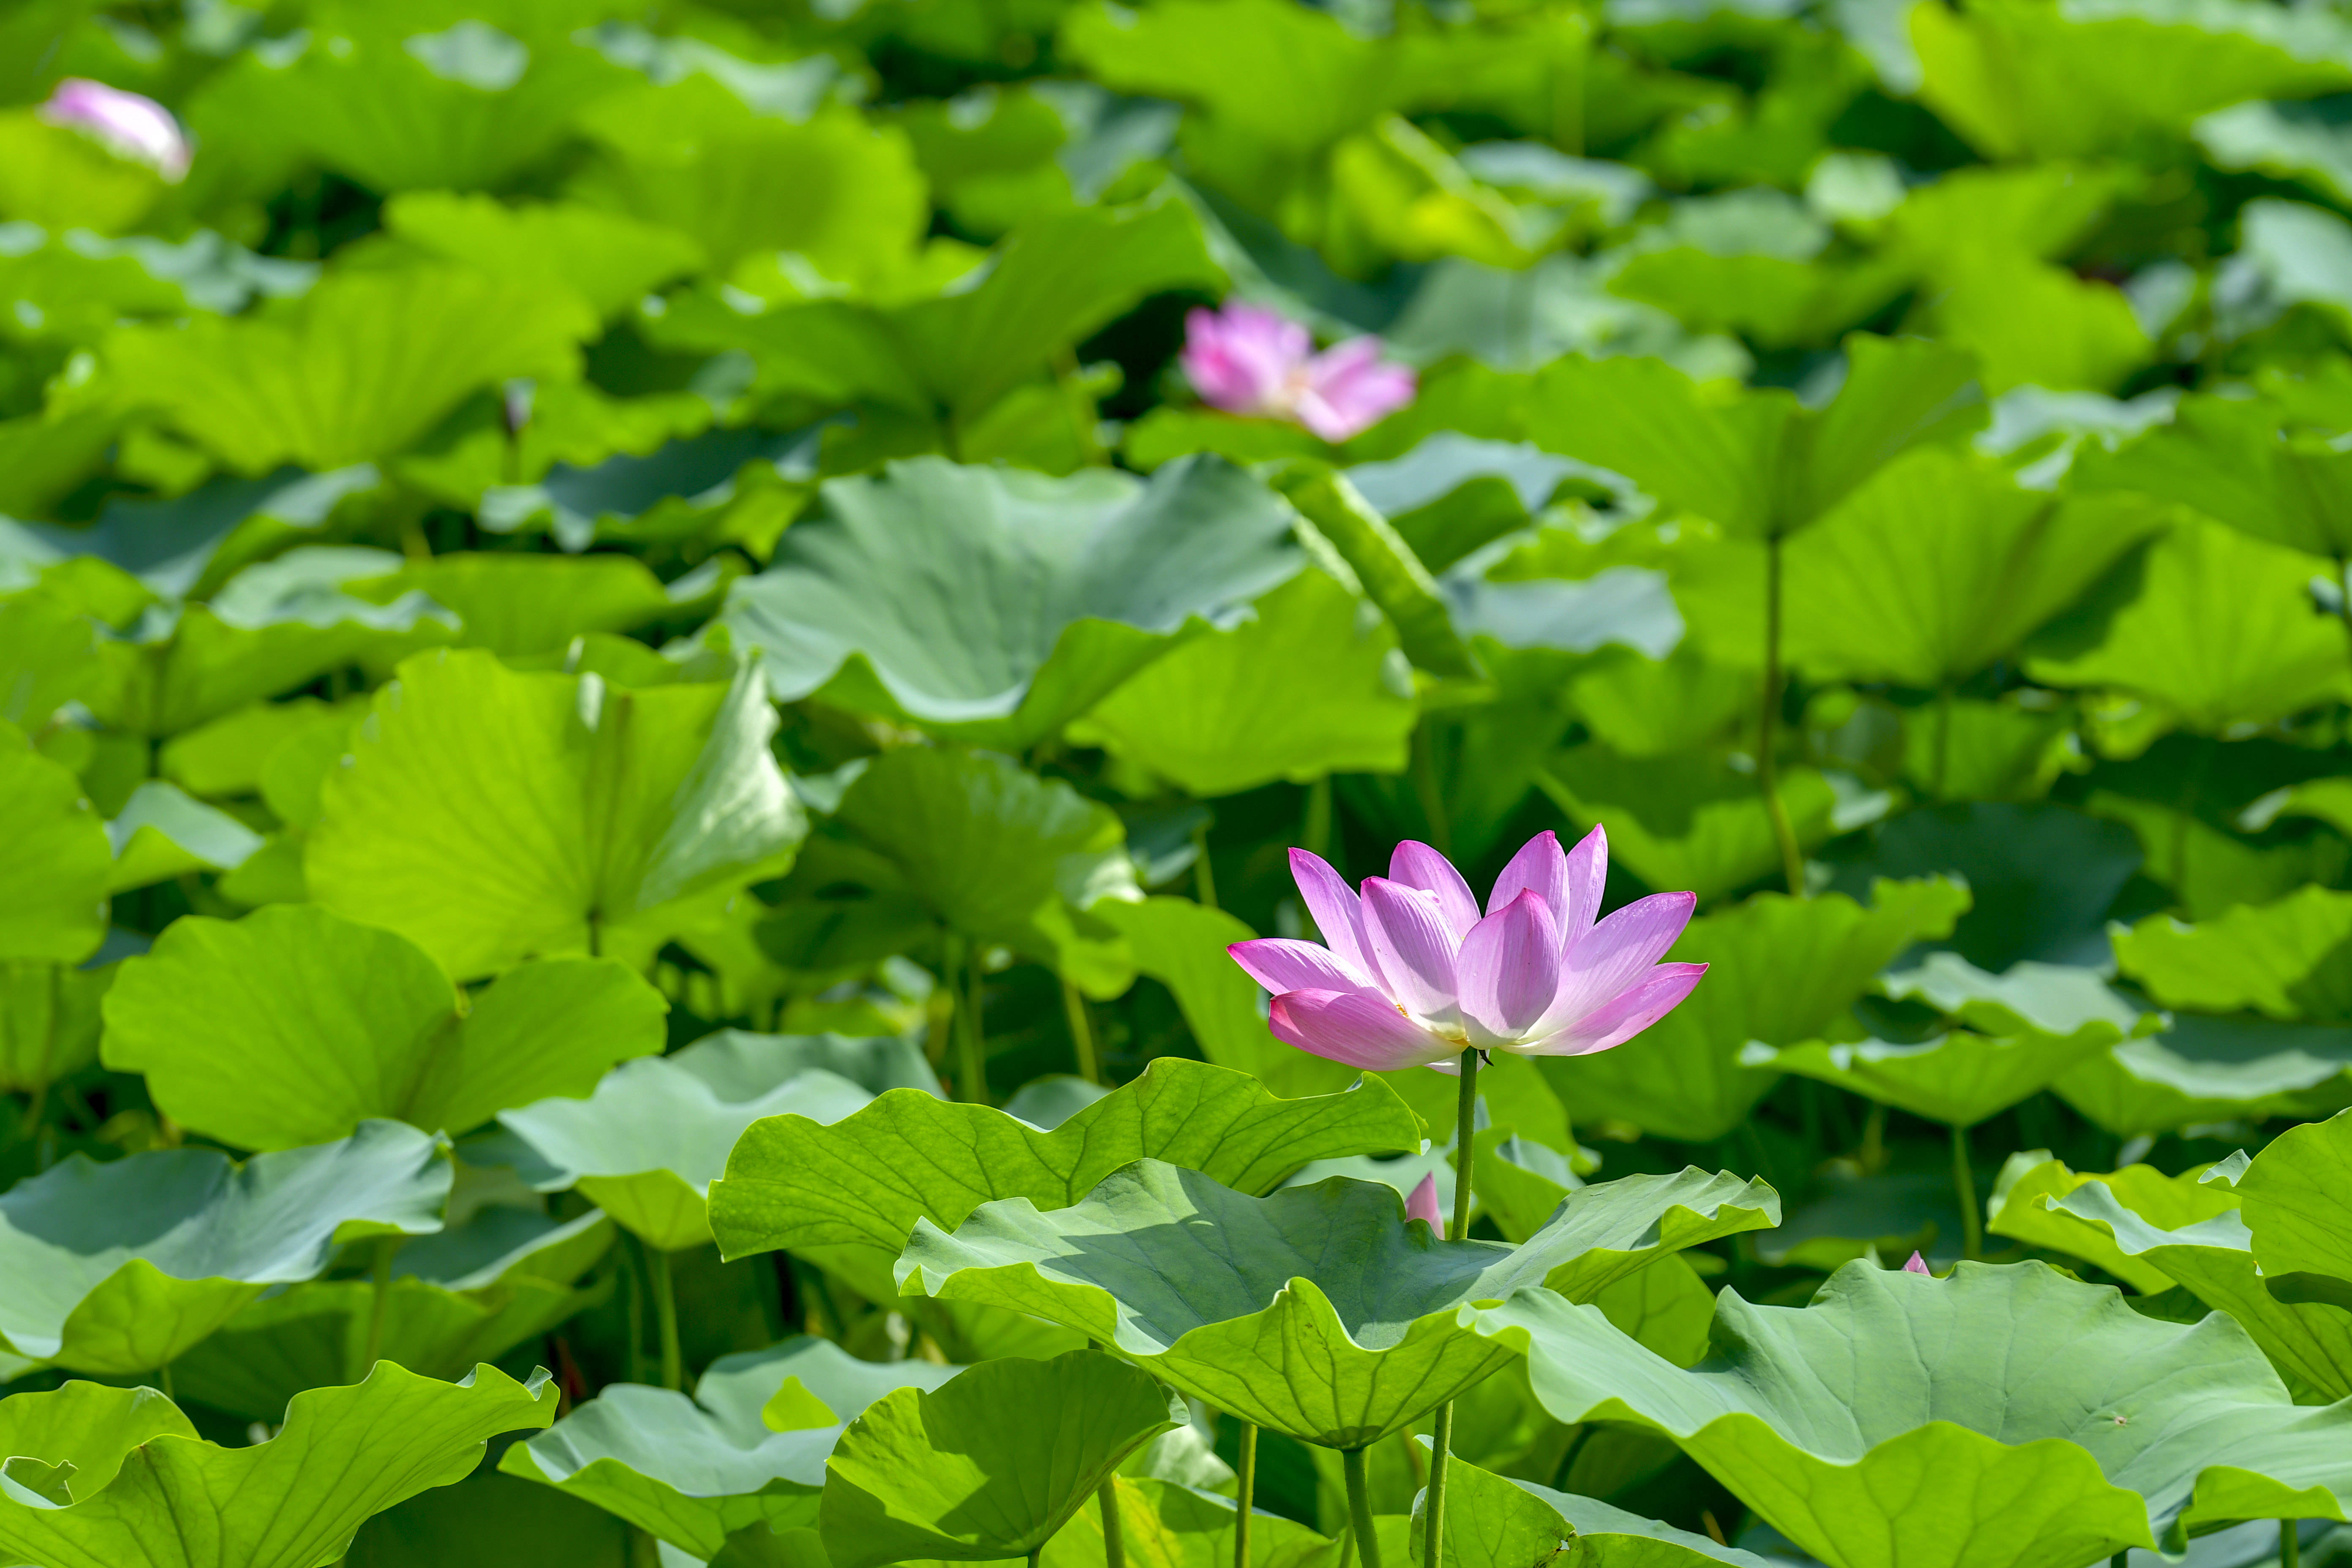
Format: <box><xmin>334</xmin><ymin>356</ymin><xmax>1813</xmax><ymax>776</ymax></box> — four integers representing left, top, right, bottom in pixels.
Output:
<box><xmin>0</xmin><ymin>1363</ymin><xmax>554</xmax><ymax>1568</ymax></box>
<box><xmin>1780</xmin><ymin>446</ymin><xmax>2166</xmax><ymax>688</ymax></box>
<box><xmin>1271</xmin><ymin>463</ymin><xmax>1478</xmax><ymax>679</ymax></box>
<box><xmin>1068</xmin><ymin>569</ymin><xmax>1416</xmax><ymax>795</ymax></box>
<box><xmin>2074</xmin><ymin>393</ymin><xmax>2352</xmax><ymax>560</ymax></box>
<box><xmin>1025</xmin><ymin>1473</ymin><xmax>1343</xmax><ymax>1568</ymax></box>
<box><xmin>1478</xmin><ymin>1259</ymin><xmax>2352</xmax><ymax>1568</ymax></box>
<box><xmin>0</xmin><ymin>722</ymin><xmax>109</xmax><ymax>964</ymax></box>
<box><xmin>2112</xmin><ymin>887</ymin><xmax>2352</xmax><ymax>1023</ymax></box>
<box><xmin>501</xmin><ymin>1334</ymin><xmax>958</xmax><ymax>1558</ymax></box>
<box><xmin>1536</xmin><ymin>746</ymin><xmax>1841</xmax><ymax>905</ymax></box>
<box><xmin>2053</xmin><ymin>1016</ymin><xmax>2352</xmax><ymax>1136</ymax></box>
<box><xmin>378</xmin><ymin>193</ymin><xmax>705</xmax><ymax>321</ymax></box>
<box><xmin>341</xmin><ymin>1470</ymin><xmax>632</xmax><ymax>1568</ymax></box>
<box><xmin>828</xmin><ymin>746</ymin><xmax>1140</xmax><ymax>996</ymax></box>
<box><xmin>1416</xmin><ymin>1455</ymin><xmax>1772</xmax><ymax>1568</ymax></box>
<box><xmin>169</xmin><ymin>1206</ymin><xmax>613</xmax><ymax>1423</ymax></box>
<box><xmin>473</xmin><ymin>422</ymin><xmax>814</xmax><ymax>556</ymax></box>
<box><xmin>307</xmin><ymin>648</ymin><xmax>805</xmax><ymax>979</ymax></box>
<box><xmin>2238</xmin><ymin>1109</ymin><xmax>2352</xmax><ymax>1309</ymax></box>
<box><xmin>0</xmin><ymin>591</ymin><xmax>100</xmax><ymax>729</ymax></box>
<box><xmin>345</xmin><ymin>550</ymin><xmax>713</xmax><ymax>660</ymax></box>
<box><xmin>1541</xmin><ymin>878</ymin><xmax>1969</xmax><ymax>1143</ymax></box>
<box><xmin>490</xmin><ymin>1030</ymin><xmax>912</xmax><ymax>1251</ymax></box>
<box><xmin>0</xmin><ymin>958</ymin><xmax>110</xmax><ymax>1095</ymax></box>
<box><xmin>2024</xmin><ymin>515</ymin><xmax>2352</xmax><ymax>732</ymax></box>
<box><xmin>103</xmin><ymin>780</ymin><xmax>263</xmax><ymax>893</ymax></box>
<box><xmin>896</xmin><ymin>1159</ymin><xmax>1777</xmax><ymax>1448</ymax></box>
<box><xmin>105</xmin><ymin>265</ymin><xmax>599</xmax><ymax>474</ymax></box>
<box><xmin>103</xmin><ymin>904</ymin><xmax>667</xmax><ymax>1150</ymax></box>
<box><xmin>818</xmin><ymin>1348</ymin><xmax>1185</xmax><ymax>1568</ymax></box>
<box><xmin>0</xmin><ymin>1120</ymin><xmax>451</xmax><ymax>1373</ymax></box>
<box><xmin>717</xmin><ymin>454</ymin><xmax>1302</xmax><ymax>749</ymax></box>
<box><xmin>709</xmin><ymin>1056</ymin><xmax>1424</xmax><ymax>1299</ymax></box>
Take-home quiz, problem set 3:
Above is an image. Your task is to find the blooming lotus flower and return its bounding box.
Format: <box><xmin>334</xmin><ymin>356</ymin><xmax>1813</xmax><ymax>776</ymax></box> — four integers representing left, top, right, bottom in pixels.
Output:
<box><xmin>1180</xmin><ymin>302</ymin><xmax>1414</xmax><ymax>442</ymax></box>
<box><xmin>1903</xmin><ymin>1251</ymin><xmax>1933</xmax><ymax>1275</ymax></box>
<box><xmin>41</xmin><ymin>79</ymin><xmax>191</xmax><ymax>182</ymax></box>
<box><xmin>1405</xmin><ymin>1173</ymin><xmax>1443</xmax><ymax>1229</ymax></box>
<box><xmin>1229</xmin><ymin>828</ymin><xmax>1705</xmax><ymax>1073</ymax></box>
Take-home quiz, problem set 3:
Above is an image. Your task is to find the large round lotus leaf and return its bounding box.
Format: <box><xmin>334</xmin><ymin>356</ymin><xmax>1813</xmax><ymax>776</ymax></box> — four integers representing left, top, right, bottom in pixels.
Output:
<box><xmin>1415</xmin><ymin>1452</ymin><xmax>1772</xmax><ymax>1568</ymax></box>
<box><xmin>489</xmin><ymin>1031</ymin><xmax>908</xmax><ymax>1251</ymax></box>
<box><xmin>709</xmin><ymin>1056</ymin><xmax>1424</xmax><ymax>1298</ymax></box>
<box><xmin>102</xmin><ymin>904</ymin><xmax>667</xmax><ymax>1150</ymax></box>
<box><xmin>169</xmin><ymin>1207</ymin><xmax>613</xmax><ymax>1424</ymax></box>
<box><xmin>2238</xmin><ymin>1109</ymin><xmax>2352</xmax><ymax>1311</ymax></box>
<box><xmin>0</xmin><ymin>1120</ymin><xmax>450</xmax><ymax>1373</ymax></box>
<box><xmin>306</xmin><ymin>649</ymin><xmax>806</xmax><ymax>979</ymax></box>
<box><xmin>102</xmin><ymin>779</ymin><xmax>262</xmax><ymax>894</ymax></box>
<box><xmin>2053</xmin><ymin>1015</ymin><xmax>2352</xmax><ymax>1137</ymax></box>
<box><xmin>0</xmin><ymin>1364</ymin><xmax>554</xmax><ymax>1568</ymax></box>
<box><xmin>501</xmin><ymin>1334</ymin><xmax>961</xmax><ymax>1560</ymax></box>
<box><xmin>1541</xmin><ymin>878</ymin><xmax>1968</xmax><ymax>1143</ymax></box>
<box><xmin>716</xmin><ymin>454</ymin><xmax>1303</xmax><ymax>749</ymax></box>
<box><xmin>0</xmin><ymin>957</ymin><xmax>111</xmax><ymax>1096</ymax></box>
<box><xmin>1987</xmin><ymin>1153</ymin><xmax>2352</xmax><ymax>1404</ymax></box>
<box><xmin>1476</xmin><ymin>1260</ymin><xmax>2352</xmax><ymax>1568</ymax></box>
<box><xmin>896</xmin><ymin>1159</ymin><xmax>1777</xmax><ymax>1448</ymax></box>
<box><xmin>818</xmin><ymin>1348</ymin><xmax>1185</xmax><ymax>1568</ymax></box>
<box><xmin>2112</xmin><ymin>887</ymin><xmax>2352</xmax><ymax>1024</ymax></box>
<box><xmin>0</xmin><ymin>722</ymin><xmax>110</xmax><ymax>964</ymax></box>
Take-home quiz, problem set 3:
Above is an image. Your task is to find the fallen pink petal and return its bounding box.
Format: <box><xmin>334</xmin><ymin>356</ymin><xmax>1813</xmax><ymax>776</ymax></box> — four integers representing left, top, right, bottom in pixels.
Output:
<box><xmin>1229</xmin><ymin>828</ymin><xmax>1706</xmax><ymax>1073</ymax></box>
<box><xmin>41</xmin><ymin>78</ymin><xmax>192</xmax><ymax>182</ymax></box>
<box><xmin>1180</xmin><ymin>301</ymin><xmax>1415</xmax><ymax>441</ymax></box>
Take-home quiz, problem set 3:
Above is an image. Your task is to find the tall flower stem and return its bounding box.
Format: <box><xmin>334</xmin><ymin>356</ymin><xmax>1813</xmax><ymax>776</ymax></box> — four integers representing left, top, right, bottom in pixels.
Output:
<box><xmin>1759</xmin><ymin>535</ymin><xmax>1805</xmax><ymax>897</ymax></box>
<box><xmin>1193</xmin><ymin>822</ymin><xmax>1220</xmax><ymax>910</ymax></box>
<box><xmin>2283</xmin><ymin>1522</ymin><xmax>2300</xmax><ymax>1568</ymax></box>
<box><xmin>944</xmin><ymin>933</ymin><xmax>990</xmax><ymax>1105</ymax></box>
<box><xmin>1343</xmin><ymin>1446</ymin><xmax>1383</xmax><ymax>1568</ymax></box>
<box><xmin>1100</xmin><ymin>1474</ymin><xmax>1126</xmax><ymax>1568</ymax></box>
<box><xmin>1233</xmin><ymin>1422</ymin><xmax>1257</xmax><ymax>1568</ymax></box>
<box><xmin>645</xmin><ymin>1242</ymin><xmax>683</xmax><ymax>1391</ymax></box>
<box><xmin>1950</xmin><ymin>1122</ymin><xmax>1981</xmax><ymax>1261</ymax></box>
<box><xmin>1410</xmin><ymin>721</ymin><xmax>1452</xmax><ymax>857</ymax></box>
<box><xmin>1932</xmin><ymin>683</ymin><xmax>1954</xmax><ymax>802</ymax></box>
<box><xmin>1062</xmin><ymin>979</ymin><xmax>1102</xmax><ymax>1086</ymax></box>
<box><xmin>1421</xmin><ymin>1047</ymin><xmax>1481</xmax><ymax>1568</ymax></box>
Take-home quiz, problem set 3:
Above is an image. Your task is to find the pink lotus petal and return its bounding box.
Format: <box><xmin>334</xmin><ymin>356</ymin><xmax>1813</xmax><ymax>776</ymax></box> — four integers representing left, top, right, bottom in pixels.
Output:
<box><xmin>1903</xmin><ymin>1251</ymin><xmax>1933</xmax><ymax>1275</ymax></box>
<box><xmin>1181</xmin><ymin>304</ymin><xmax>1310</xmax><ymax>416</ymax></box>
<box><xmin>1560</xmin><ymin>825</ymin><xmax>1609</xmax><ymax>950</ymax></box>
<box><xmin>1458</xmin><ymin>890</ymin><xmax>1563</xmax><ymax>1042</ymax></box>
<box><xmin>1405</xmin><ymin>1173</ymin><xmax>1443</xmax><ymax>1228</ymax></box>
<box><xmin>41</xmin><ymin>78</ymin><xmax>189</xmax><ymax>182</ymax></box>
<box><xmin>1269</xmin><ymin>989</ymin><xmax>1455</xmax><ymax>1072</ymax></box>
<box><xmin>1296</xmin><ymin>338</ymin><xmax>1415</xmax><ymax>442</ymax></box>
<box><xmin>1540</xmin><ymin>890</ymin><xmax>1696</xmax><ymax>1035</ymax></box>
<box><xmin>1288</xmin><ymin>848</ymin><xmax>1378</xmax><ymax>980</ymax></box>
<box><xmin>1228</xmin><ymin>937</ymin><xmax>1370</xmax><ymax>996</ymax></box>
<box><xmin>1390</xmin><ymin>840</ymin><xmax>1481</xmax><ymax>940</ymax></box>
<box><xmin>1359</xmin><ymin>878</ymin><xmax>1461</xmax><ymax>1020</ymax></box>
<box><xmin>1524</xmin><ymin>963</ymin><xmax>1707</xmax><ymax>1058</ymax></box>
<box><xmin>1489</xmin><ymin>830</ymin><xmax>1567</xmax><ymax>924</ymax></box>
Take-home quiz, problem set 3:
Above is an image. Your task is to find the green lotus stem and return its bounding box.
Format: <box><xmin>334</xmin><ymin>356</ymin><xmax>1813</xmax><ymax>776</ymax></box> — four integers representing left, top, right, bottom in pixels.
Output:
<box><xmin>1100</xmin><ymin>1473</ymin><xmax>1126</xmax><ymax>1568</ymax></box>
<box><xmin>364</xmin><ymin>1235</ymin><xmax>398</xmax><ymax>1371</ymax></box>
<box><xmin>1342</xmin><ymin>1445</ymin><xmax>1383</xmax><ymax>1568</ymax></box>
<box><xmin>1759</xmin><ymin>534</ymin><xmax>1805</xmax><ymax>898</ymax></box>
<box><xmin>646</xmin><ymin>1243</ymin><xmax>683</xmax><ymax>1392</ymax></box>
<box><xmin>2111</xmin><ymin>1554</ymin><xmax>2127</xmax><ymax>1568</ymax></box>
<box><xmin>19</xmin><ymin>965</ymin><xmax>57</xmax><ymax>1152</ymax></box>
<box><xmin>1301</xmin><ymin>775</ymin><xmax>1333</xmax><ymax>866</ymax></box>
<box><xmin>1951</xmin><ymin>1123</ymin><xmax>1981</xmax><ymax>1261</ymax></box>
<box><xmin>1932</xmin><ymin>684</ymin><xmax>1954</xmax><ymax>802</ymax></box>
<box><xmin>156</xmin><ymin>1361</ymin><xmax>174</xmax><ymax>1401</ymax></box>
<box><xmin>1409</xmin><ymin>721</ymin><xmax>1451</xmax><ymax>857</ymax></box>
<box><xmin>1233</xmin><ymin>1421</ymin><xmax>1256</xmax><ymax>1568</ymax></box>
<box><xmin>943</xmin><ymin>933</ymin><xmax>990</xmax><ymax>1105</ymax></box>
<box><xmin>1193</xmin><ymin>822</ymin><xmax>1219</xmax><ymax>910</ymax></box>
<box><xmin>621</xmin><ymin>1236</ymin><xmax>648</xmax><ymax>1384</ymax></box>
<box><xmin>1421</xmin><ymin>1047</ymin><xmax>1482</xmax><ymax>1568</ymax></box>
<box><xmin>2283</xmin><ymin>1522</ymin><xmax>2300</xmax><ymax>1568</ymax></box>
<box><xmin>1063</xmin><ymin>979</ymin><xmax>1102</xmax><ymax>1086</ymax></box>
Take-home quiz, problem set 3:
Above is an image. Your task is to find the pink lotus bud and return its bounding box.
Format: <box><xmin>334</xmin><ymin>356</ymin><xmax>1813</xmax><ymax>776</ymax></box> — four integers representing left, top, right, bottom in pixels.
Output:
<box><xmin>41</xmin><ymin>79</ymin><xmax>191</xmax><ymax>183</ymax></box>
<box><xmin>1903</xmin><ymin>1251</ymin><xmax>1932</xmax><ymax>1275</ymax></box>
<box><xmin>1180</xmin><ymin>302</ymin><xmax>1414</xmax><ymax>442</ymax></box>
<box><xmin>1405</xmin><ymin>1173</ymin><xmax>1443</xmax><ymax>1229</ymax></box>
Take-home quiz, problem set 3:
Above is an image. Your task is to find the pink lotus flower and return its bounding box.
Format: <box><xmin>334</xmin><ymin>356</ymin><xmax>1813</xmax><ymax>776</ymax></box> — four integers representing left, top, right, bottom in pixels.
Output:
<box><xmin>1229</xmin><ymin>828</ymin><xmax>1705</xmax><ymax>1073</ymax></box>
<box><xmin>1405</xmin><ymin>1173</ymin><xmax>1443</xmax><ymax>1229</ymax></box>
<box><xmin>1180</xmin><ymin>302</ymin><xmax>1414</xmax><ymax>442</ymax></box>
<box><xmin>41</xmin><ymin>79</ymin><xmax>191</xmax><ymax>182</ymax></box>
<box><xmin>1903</xmin><ymin>1251</ymin><xmax>1933</xmax><ymax>1275</ymax></box>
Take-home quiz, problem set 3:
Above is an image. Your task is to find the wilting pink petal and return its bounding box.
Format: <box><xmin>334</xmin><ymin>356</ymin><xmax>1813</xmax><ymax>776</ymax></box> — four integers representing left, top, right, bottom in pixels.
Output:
<box><xmin>1560</xmin><ymin>825</ymin><xmax>1609</xmax><ymax>951</ymax></box>
<box><xmin>1903</xmin><ymin>1252</ymin><xmax>1932</xmax><ymax>1275</ymax></box>
<box><xmin>1488</xmin><ymin>829</ymin><xmax>1567</xmax><ymax>925</ymax></box>
<box><xmin>1289</xmin><ymin>848</ymin><xmax>1378</xmax><ymax>980</ymax></box>
<box><xmin>1228</xmin><ymin>937</ymin><xmax>1371</xmax><ymax>996</ymax></box>
<box><xmin>1405</xmin><ymin>1173</ymin><xmax>1444</xmax><ymax>1228</ymax></box>
<box><xmin>1391</xmin><ymin>840</ymin><xmax>1481</xmax><ymax>940</ymax></box>
<box><xmin>1295</xmin><ymin>338</ymin><xmax>1416</xmax><ymax>442</ymax></box>
<box><xmin>1539</xmin><ymin>890</ymin><xmax>1696</xmax><ymax>1036</ymax></box>
<box><xmin>1458</xmin><ymin>891</ymin><xmax>1562</xmax><ymax>1043</ymax></box>
<box><xmin>1269</xmin><ymin>989</ymin><xmax>1454</xmax><ymax>1071</ymax></box>
<box><xmin>41</xmin><ymin>79</ymin><xmax>190</xmax><ymax>182</ymax></box>
<box><xmin>1527</xmin><ymin>963</ymin><xmax>1707</xmax><ymax>1057</ymax></box>
<box><xmin>1359</xmin><ymin>879</ymin><xmax>1461</xmax><ymax>1020</ymax></box>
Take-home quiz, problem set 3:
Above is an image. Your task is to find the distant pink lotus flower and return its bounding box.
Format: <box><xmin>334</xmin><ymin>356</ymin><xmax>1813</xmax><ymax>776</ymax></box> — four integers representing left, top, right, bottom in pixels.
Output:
<box><xmin>1903</xmin><ymin>1252</ymin><xmax>1932</xmax><ymax>1274</ymax></box>
<box><xmin>1405</xmin><ymin>1173</ymin><xmax>1443</xmax><ymax>1228</ymax></box>
<box><xmin>1180</xmin><ymin>302</ymin><xmax>1414</xmax><ymax>442</ymax></box>
<box><xmin>1229</xmin><ymin>828</ymin><xmax>1705</xmax><ymax>1073</ymax></box>
<box><xmin>41</xmin><ymin>79</ymin><xmax>190</xmax><ymax>182</ymax></box>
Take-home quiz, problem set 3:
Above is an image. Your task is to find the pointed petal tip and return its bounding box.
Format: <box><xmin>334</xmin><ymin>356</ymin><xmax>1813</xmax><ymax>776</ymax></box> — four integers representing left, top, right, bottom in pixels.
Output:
<box><xmin>1405</xmin><ymin>1173</ymin><xmax>1443</xmax><ymax>1228</ymax></box>
<box><xmin>1903</xmin><ymin>1251</ymin><xmax>1932</xmax><ymax>1275</ymax></box>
